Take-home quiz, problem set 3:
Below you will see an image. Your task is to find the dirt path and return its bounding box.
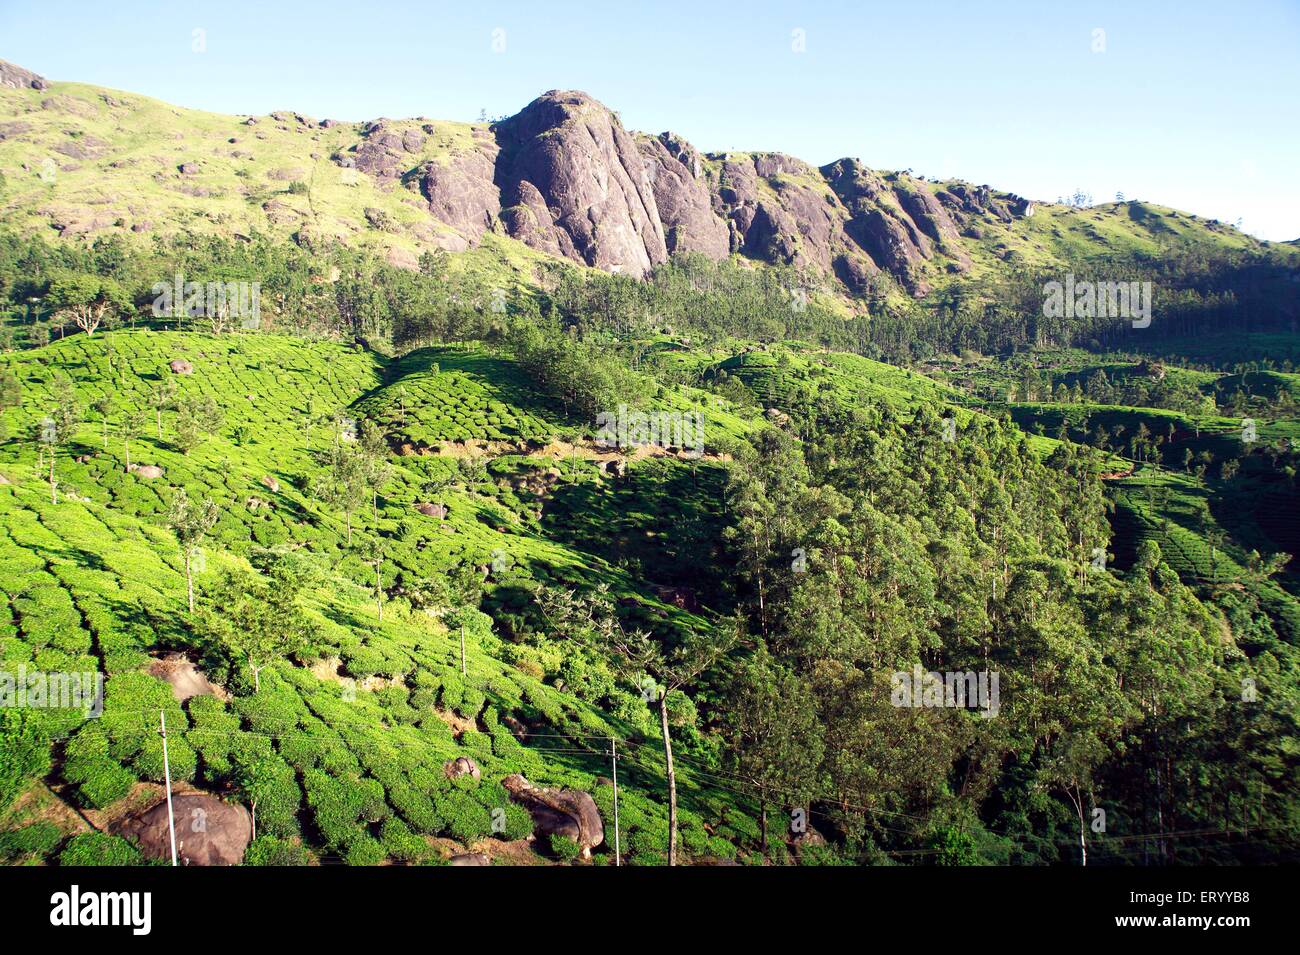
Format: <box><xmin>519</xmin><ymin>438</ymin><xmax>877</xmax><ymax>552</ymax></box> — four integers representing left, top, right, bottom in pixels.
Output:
<box><xmin>149</xmin><ymin>652</ymin><xmax>229</xmax><ymax>702</ymax></box>
<box><xmin>397</xmin><ymin>436</ymin><xmax>730</xmax><ymax>465</ymax></box>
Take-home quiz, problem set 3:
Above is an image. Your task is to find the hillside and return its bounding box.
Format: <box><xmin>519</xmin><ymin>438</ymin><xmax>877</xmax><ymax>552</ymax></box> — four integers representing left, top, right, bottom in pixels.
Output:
<box><xmin>2</xmin><ymin>59</ymin><xmax>1291</xmax><ymax>304</ymax></box>
<box><xmin>0</xmin><ymin>57</ymin><xmax>1297</xmax><ymax>872</ymax></box>
<box><xmin>1</xmin><ymin>323</ymin><xmax>1296</xmax><ymax>867</ymax></box>
<box><xmin>0</xmin><ymin>330</ymin><xmax>768</xmax><ymax>866</ymax></box>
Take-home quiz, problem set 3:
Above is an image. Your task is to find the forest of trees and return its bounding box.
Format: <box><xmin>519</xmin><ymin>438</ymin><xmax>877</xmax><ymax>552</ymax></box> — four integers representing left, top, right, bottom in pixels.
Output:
<box><xmin>1</xmin><ymin>225</ymin><xmax>1297</xmax><ymax>865</ymax></box>
<box><xmin>4</xmin><ymin>229</ymin><xmax>1294</xmax><ymax>369</ymax></box>
<box><xmin>710</xmin><ymin>403</ymin><xmax>1298</xmax><ymax>864</ymax></box>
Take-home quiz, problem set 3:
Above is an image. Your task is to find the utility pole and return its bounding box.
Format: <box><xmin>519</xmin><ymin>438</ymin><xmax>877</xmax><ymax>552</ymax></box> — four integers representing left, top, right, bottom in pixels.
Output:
<box><xmin>160</xmin><ymin>709</ymin><xmax>178</xmax><ymax>867</ymax></box>
<box><xmin>611</xmin><ymin>737</ymin><xmax>621</xmax><ymax>867</ymax></box>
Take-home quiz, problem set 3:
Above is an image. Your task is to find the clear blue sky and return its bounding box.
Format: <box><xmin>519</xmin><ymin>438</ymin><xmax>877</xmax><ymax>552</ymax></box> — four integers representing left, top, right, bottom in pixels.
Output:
<box><xmin>3</xmin><ymin>0</ymin><xmax>1298</xmax><ymax>239</ymax></box>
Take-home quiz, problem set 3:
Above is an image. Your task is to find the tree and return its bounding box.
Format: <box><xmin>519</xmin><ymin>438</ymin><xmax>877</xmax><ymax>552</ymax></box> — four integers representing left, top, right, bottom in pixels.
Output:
<box><xmin>37</xmin><ymin>374</ymin><xmax>81</xmax><ymax>502</ymax></box>
<box><xmin>0</xmin><ymin>366</ymin><xmax>21</xmax><ymax>442</ymax></box>
<box><xmin>442</xmin><ymin>565</ymin><xmax>484</xmax><ymax>676</ymax></box>
<box><xmin>366</xmin><ymin>535</ymin><xmax>386</xmax><ymax>622</ymax></box>
<box><xmin>120</xmin><ymin>408</ymin><xmax>146</xmax><ymax>472</ymax></box>
<box><xmin>45</xmin><ymin>272</ymin><xmax>130</xmax><ymax>337</ymax></box>
<box><xmin>167</xmin><ymin>489</ymin><xmax>219</xmax><ymax>614</ymax></box>
<box><xmin>420</xmin><ymin>472</ymin><xmax>452</xmax><ymax>522</ymax></box>
<box><xmin>198</xmin><ymin>560</ymin><xmax>316</xmax><ymax>692</ymax></box>
<box><xmin>358</xmin><ymin>418</ymin><xmax>392</xmax><ymax>527</ymax></box>
<box><xmin>232</xmin><ymin>746</ymin><xmax>280</xmax><ymax>841</ymax></box>
<box><xmin>721</xmin><ymin>642</ymin><xmax>823</xmax><ymax>852</ymax></box>
<box><xmin>538</xmin><ymin>585</ymin><xmax>736</xmax><ymax>865</ymax></box>
<box><xmin>150</xmin><ymin>373</ymin><xmax>178</xmax><ymax>439</ymax></box>
<box><xmin>313</xmin><ymin>447</ymin><xmax>369</xmax><ymax>545</ymax></box>
<box><xmin>174</xmin><ymin>395</ymin><xmax>223</xmax><ymax>456</ymax></box>
<box><xmin>90</xmin><ymin>395</ymin><xmax>113</xmax><ymax>450</ymax></box>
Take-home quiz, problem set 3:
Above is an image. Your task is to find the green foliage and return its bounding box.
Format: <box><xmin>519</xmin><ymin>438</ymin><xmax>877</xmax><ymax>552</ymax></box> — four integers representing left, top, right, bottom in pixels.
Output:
<box><xmin>0</xmin><ymin>709</ymin><xmax>52</xmax><ymax>809</ymax></box>
<box><xmin>58</xmin><ymin>832</ymin><xmax>143</xmax><ymax>867</ymax></box>
<box><xmin>0</xmin><ymin>257</ymin><xmax>1292</xmax><ymax>870</ymax></box>
<box><xmin>0</xmin><ymin>821</ymin><xmax>63</xmax><ymax>861</ymax></box>
<box><xmin>548</xmin><ymin>833</ymin><xmax>582</xmax><ymax>863</ymax></box>
<box><xmin>244</xmin><ymin>835</ymin><xmax>314</xmax><ymax>866</ymax></box>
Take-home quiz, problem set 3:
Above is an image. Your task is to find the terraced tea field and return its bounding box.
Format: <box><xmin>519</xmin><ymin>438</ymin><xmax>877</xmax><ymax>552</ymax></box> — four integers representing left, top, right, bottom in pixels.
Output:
<box><xmin>0</xmin><ymin>330</ymin><xmax>760</xmax><ymax>866</ymax></box>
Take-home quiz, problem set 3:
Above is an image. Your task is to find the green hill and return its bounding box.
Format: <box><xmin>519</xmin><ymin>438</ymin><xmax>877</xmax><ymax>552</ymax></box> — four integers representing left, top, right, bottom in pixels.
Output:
<box><xmin>0</xmin><ymin>330</ymin><xmax>757</xmax><ymax>866</ymax></box>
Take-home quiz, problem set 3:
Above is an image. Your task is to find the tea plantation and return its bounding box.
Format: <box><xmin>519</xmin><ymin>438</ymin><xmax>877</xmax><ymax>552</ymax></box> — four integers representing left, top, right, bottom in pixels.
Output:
<box><xmin>0</xmin><ymin>330</ymin><xmax>763</xmax><ymax>866</ymax></box>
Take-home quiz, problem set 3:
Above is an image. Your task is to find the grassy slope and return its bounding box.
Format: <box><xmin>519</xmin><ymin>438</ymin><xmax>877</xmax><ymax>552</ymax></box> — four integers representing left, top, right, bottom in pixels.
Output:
<box><xmin>0</xmin><ymin>330</ymin><xmax>758</xmax><ymax>865</ymax></box>
<box><xmin>0</xmin><ymin>78</ymin><xmax>557</xmax><ymax>288</ymax></box>
<box><xmin>3</xmin><ymin>75</ymin><xmax>1291</xmax><ymax>304</ymax></box>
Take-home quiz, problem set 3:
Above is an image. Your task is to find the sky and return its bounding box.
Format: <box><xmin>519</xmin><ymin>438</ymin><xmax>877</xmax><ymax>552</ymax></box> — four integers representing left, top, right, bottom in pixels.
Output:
<box><xmin>3</xmin><ymin>0</ymin><xmax>1298</xmax><ymax>240</ymax></box>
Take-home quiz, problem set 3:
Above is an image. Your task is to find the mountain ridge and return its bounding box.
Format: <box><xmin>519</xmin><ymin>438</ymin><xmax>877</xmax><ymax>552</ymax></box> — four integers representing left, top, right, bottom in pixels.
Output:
<box><xmin>0</xmin><ymin>60</ymin><xmax>1286</xmax><ymax>298</ymax></box>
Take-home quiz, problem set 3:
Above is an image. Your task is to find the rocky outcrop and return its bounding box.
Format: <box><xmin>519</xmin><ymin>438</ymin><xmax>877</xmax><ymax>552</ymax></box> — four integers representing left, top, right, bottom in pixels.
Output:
<box><xmin>935</xmin><ymin>182</ymin><xmax>1019</xmax><ymax>225</ymax></box>
<box><xmin>0</xmin><ymin>60</ymin><xmax>48</xmax><ymax>91</ymax></box>
<box><xmin>347</xmin><ymin>120</ymin><xmax>419</xmax><ymax>184</ymax></box>
<box><xmin>492</xmin><ymin>91</ymin><xmax>667</xmax><ymax>276</ymax></box>
<box><xmin>710</xmin><ymin>152</ymin><xmax>845</xmax><ymax>271</ymax></box>
<box><xmin>0</xmin><ymin>62</ymin><xmax>1040</xmax><ymax>298</ymax></box>
<box><xmin>637</xmin><ymin>133</ymin><xmax>728</xmax><ymax>259</ymax></box>
<box><xmin>443</xmin><ymin>756</ymin><xmax>481</xmax><ymax>781</ymax></box>
<box><xmin>502</xmin><ymin>773</ymin><xmax>604</xmax><ymax>858</ymax></box>
<box><xmin>419</xmin><ymin>139</ymin><xmax>500</xmax><ymax>242</ymax></box>
<box><xmin>823</xmin><ymin>159</ymin><xmax>943</xmax><ymax>294</ymax></box>
<box><xmin>117</xmin><ymin>793</ymin><xmax>252</xmax><ymax>865</ymax></box>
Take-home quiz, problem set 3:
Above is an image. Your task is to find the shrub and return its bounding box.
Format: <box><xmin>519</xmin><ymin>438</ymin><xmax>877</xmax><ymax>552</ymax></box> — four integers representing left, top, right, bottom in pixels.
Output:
<box><xmin>74</xmin><ymin>761</ymin><xmax>136</xmax><ymax>808</ymax></box>
<box><xmin>434</xmin><ymin>789</ymin><xmax>492</xmax><ymax>843</ymax></box>
<box><xmin>0</xmin><ymin>821</ymin><xmax>64</xmax><ymax>861</ymax></box>
<box><xmin>387</xmin><ymin>782</ymin><xmax>442</xmax><ymax>834</ymax></box>
<box><xmin>244</xmin><ymin>835</ymin><xmax>313</xmax><ymax>866</ymax></box>
<box><xmin>58</xmin><ymin>832</ymin><xmax>143</xmax><ymax>866</ymax></box>
<box><xmin>0</xmin><ymin>710</ymin><xmax>52</xmax><ymax>808</ymax></box>
<box><xmin>548</xmin><ymin>833</ymin><xmax>582</xmax><ymax>863</ymax></box>
<box><xmin>380</xmin><ymin>817</ymin><xmax>429</xmax><ymax>863</ymax></box>
<box><xmin>344</xmin><ymin>835</ymin><xmax>386</xmax><ymax>866</ymax></box>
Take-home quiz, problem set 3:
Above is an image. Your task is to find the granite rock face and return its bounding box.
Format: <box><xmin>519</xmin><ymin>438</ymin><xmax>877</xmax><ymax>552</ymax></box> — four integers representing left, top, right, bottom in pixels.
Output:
<box><xmin>637</xmin><ymin>132</ymin><xmax>729</xmax><ymax>260</ymax></box>
<box><xmin>502</xmin><ymin>773</ymin><xmax>604</xmax><ymax>858</ymax></box>
<box><xmin>419</xmin><ymin>143</ymin><xmax>501</xmax><ymax>241</ymax></box>
<box><xmin>117</xmin><ymin>793</ymin><xmax>252</xmax><ymax>866</ymax></box>
<box><xmin>0</xmin><ymin>60</ymin><xmax>1023</xmax><ymax>297</ymax></box>
<box><xmin>0</xmin><ymin>60</ymin><xmax>47</xmax><ymax>91</ymax></box>
<box><xmin>491</xmin><ymin>91</ymin><xmax>668</xmax><ymax>276</ymax></box>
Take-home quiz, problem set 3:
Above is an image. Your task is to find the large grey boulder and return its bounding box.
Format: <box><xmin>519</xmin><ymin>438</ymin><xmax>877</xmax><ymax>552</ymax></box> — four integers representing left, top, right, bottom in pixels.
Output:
<box><xmin>502</xmin><ymin>773</ymin><xmax>604</xmax><ymax>859</ymax></box>
<box><xmin>117</xmin><ymin>793</ymin><xmax>252</xmax><ymax>866</ymax></box>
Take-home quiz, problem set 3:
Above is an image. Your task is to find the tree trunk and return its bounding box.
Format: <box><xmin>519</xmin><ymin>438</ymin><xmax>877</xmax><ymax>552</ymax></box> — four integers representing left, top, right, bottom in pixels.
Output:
<box><xmin>251</xmin><ymin>801</ymin><xmax>257</xmax><ymax>842</ymax></box>
<box><xmin>125</xmin><ymin>439</ymin><xmax>131</xmax><ymax>473</ymax></box>
<box><xmin>659</xmin><ymin>693</ymin><xmax>678</xmax><ymax>866</ymax></box>
<box><xmin>760</xmin><ymin>787</ymin><xmax>769</xmax><ymax>853</ymax></box>
<box><xmin>460</xmin><ymin>624</ymin><xmax>466</xmax><ymax>676</ymax></box>
<box><xmin>185</xmin><ymin>552</ymin><xmax>194</xmax><ymax>614</ymax></box>
<box><xmin>1078</xmin><ymin>809</ymin><xmax>1088</xmax><ymax>867</ymax></box>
